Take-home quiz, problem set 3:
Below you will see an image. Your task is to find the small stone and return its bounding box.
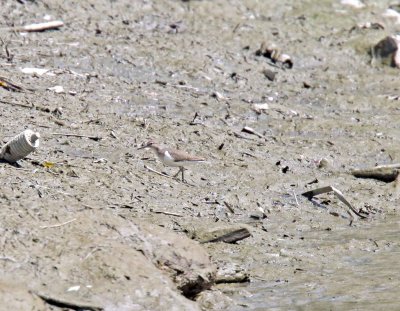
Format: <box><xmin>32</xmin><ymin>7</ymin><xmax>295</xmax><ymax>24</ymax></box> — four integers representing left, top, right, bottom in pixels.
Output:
<box><xmin>317</xmin><ymin>158</ymin><xmax>329</xmax><ymax>168</ymax></box>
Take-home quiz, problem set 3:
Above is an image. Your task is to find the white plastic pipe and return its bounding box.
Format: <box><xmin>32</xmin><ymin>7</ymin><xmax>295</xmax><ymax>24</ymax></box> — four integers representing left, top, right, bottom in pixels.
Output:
<box><xmin>0</xmin><ymin>130</ymin><xmax>40</xmax><ymax>163</ymax></box>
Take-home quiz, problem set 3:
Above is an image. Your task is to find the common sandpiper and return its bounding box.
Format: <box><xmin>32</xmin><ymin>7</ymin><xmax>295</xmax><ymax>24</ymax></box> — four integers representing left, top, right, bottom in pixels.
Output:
<box><xmin>138</xmin><ymin>140</ymin><xmax>205</xmax><ymax>182</ymax></box>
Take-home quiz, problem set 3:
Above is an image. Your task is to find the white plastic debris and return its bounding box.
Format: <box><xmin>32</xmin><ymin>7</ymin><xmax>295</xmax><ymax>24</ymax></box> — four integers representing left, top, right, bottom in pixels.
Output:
<box><xmin>67</xmin><ymin>285</ymin><xmax>81</xmax><ymax>292</ymax></box>
<box><xmin>21</xmin><ymin>68</ymin><xmax>49</xmax><ymax>76</ymax></box>
<box><xmin>0</xmin><ymin>130</ymin><xmax>40</xmax><ymax>163</ymax></box>
<box><xmin>251</xmin><ymin>103</ymin><xmax>269</xmax><ymax>114</ymax></box>
<box><xmin>47</xmin><ymin>85</ymin><xmax>65</xmax><ymax>93</ymax></box>
<box><xmin>341</xmin><ymin>0</ymin><xmax>365</xmax><ymax>9</ymax></box>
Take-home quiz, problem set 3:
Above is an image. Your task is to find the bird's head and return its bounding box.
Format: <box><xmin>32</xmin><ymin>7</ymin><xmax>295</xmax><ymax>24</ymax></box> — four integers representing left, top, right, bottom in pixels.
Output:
<box><xmin>138</xmin><ymin>140</ymin><xmax>157</xmax><ymax>150</ymax></box>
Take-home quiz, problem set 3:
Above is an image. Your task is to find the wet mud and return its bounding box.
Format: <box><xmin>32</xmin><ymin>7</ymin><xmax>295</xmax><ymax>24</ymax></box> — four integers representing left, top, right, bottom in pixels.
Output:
<box><xmin>1</xmin><ymin>0</ymin><xmax>400</xmax><ymax>310</ymax></box>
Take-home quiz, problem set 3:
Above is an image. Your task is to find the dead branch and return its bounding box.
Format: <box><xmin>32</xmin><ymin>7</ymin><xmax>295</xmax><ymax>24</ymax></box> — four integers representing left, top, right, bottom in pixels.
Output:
<box><xmin>152</xmin><ymin>210</ymin><xmax>183</xmax><ymax>217</ymax></box>
<box><xmin>19</xmin><ymin>21</ymin><xmax>64</xmax><ymax>32</ymax></box>
<box><xmin>143</xmin><ymin>164</ymin><xmax>171</xmax><ymax>178</ymax></box>
<box><xmin>50</xmin><ymin>133</ymin><xmax>101</xmax><ymax>141</ymax></box>
<box><xmin>302</xmin><ymin>186</ymin><xmax>367</xmax><ymax>219</ymax></box>
<box><xmin>40</xmin><ymin>218</ymin><xmax>76</xmax><ymax>229</ymax></box>
<box><xmin>35</xmin><ymin>292</ymin><xmax>103</xmax><ymax>311</ymax></box>
<box><xmin>351</xmin><ymin>164</ymin><xmax>400</xmax><ymax>182</ymax></box>
<box><xmin>202</xmin><ymin>228</ymin><xmax>251</xmax><ymax>244</ymax></box>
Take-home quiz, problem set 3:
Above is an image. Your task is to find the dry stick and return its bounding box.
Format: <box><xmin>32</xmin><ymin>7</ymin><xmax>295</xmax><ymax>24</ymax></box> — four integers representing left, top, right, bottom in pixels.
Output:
<box><xmin>143</xmin><ymin>164</ymin><xmax>171</xmax><ymax>178</ymax></box>
<box><xmin>0</xmin><ymin>256</ymin><xmax>17</xmax><ymax>263</ymax></box>
<box><xmin>50</xmin><ymin>133</ymin><xmax>101</xmax><ymax>141</ymax></box>
<box><xmin>242</xmin><ymin>126</ymin><xmax>264</xmax><ymax>138</ymax></box>
<box><xmin>82</xmin><ymin>246</ymin><xmax>103</xmax><ymax>261</ymax></box>
<box><xmin>203</xmin><ymin>228</ymin><xmax>251</xmax><ymax>244</ymax></box>
<box><xmin>34</xmin><ymin>184</ymin><xmax>72</xmax><ymax>197</ymax></box>
<box><xmin>233</xmin><ymin>132</ymin><xmax>254</xmax><ymax>140</ymax></box>
<box><xmin>0</xmin><ymin>99</ymin><xmax>31</xmax><ymax>108</ymax></box>
<box><xmin>0</xmin><ymin>76</ymin><xmax>24</xmax><ymax>92</ymax></box>
<box><xmin>293</xmin><ymin>190</ymin><xmax>299</xmax><ymax>206</ymax></box>
<box><xmin>40</xmin><ymin>218</ymin><xmax>76</xmax><ymax>229</ymax></box>
<box><xmin>0</xmin><ymin>99</ymin><xmax>52</xmax><ymax>112</ymax></box>
<box><xmin>223</xmin><ymin>201</ymin><xmax>235</xmax><ymax>213</ymax></box>
<box><xmin>18</xmin><ymin>21</ymin><xmax>64</xmax><ymax>32</ymax></box>
<box><xmin>152</xmin><ymin>210</ymin><xmax>183</xmax><ymax>217</ymax></box>
<box><xmin>82</xmin><ymin>204</ymin><xmax>102</xmax><ymax>210</ymax></box>
<box><xmin>35</xmin><ymin>292</ymin><xmax>103</xmax><ymax>311</ymax></box>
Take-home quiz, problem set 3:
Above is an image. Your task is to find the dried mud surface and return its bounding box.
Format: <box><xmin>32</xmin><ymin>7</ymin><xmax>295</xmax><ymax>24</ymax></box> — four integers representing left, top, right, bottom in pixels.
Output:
<box><xmin>1</xmin><ymin>0</ymin><xmax>400</xmax><ymax>310</ymax></box>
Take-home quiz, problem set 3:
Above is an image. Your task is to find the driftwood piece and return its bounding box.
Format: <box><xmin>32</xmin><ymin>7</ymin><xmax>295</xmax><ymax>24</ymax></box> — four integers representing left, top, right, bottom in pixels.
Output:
<box><xmin>202</xmin><ymin>228</ymin><xmax>251</xmax><ymax>244</ymax></box>
<box><xmin>152</xmin><ymin>210</ymin><xmax>183</xmax><ymax>217</ymax></box>
<box><xmin>351</xmin><ymin>164</ymin><xmax>400</xmax><ymax>182</ymax></box>
<box><xmin>241</xmin><ymin>126</ymin><xmax>264</xmax><ymax>138</ymax></box>
<box><xmin>50</xmin><ymin>132</ymin><xmax>101</xmax><ymax>141</ymax></box>
<box><xmin>35</xmin><ymin>292</ymin><xmax>103</xmax><ymax>311</ymax></box>
<box><xmin>215</xmin><ymin>274</ymin><xmax>250</xmax><ymax>284</ymax></box>
<box><xmin>302</xmin><ymin>185</ymin><xmax>367</xmax><ymax>219</ymax></box>
<box><xmin>19</xmin><ymin>21</ymin><xmax>64</xmax><ymax>32</ymax></box>
<box><xmin>0</xmin><ymin>76</ymin><xmax>24</xmax><ymax>92</ymax></box>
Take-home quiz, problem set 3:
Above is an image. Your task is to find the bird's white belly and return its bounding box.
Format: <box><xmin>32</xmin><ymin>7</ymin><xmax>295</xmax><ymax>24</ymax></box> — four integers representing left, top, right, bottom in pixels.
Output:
<box><xmin>159</xmin><ymin>151</ymin><xmax>181</xmax><ymax>167</ymax></box>
<box><xmin>158</xmin><ymin>150</ymin><xmax>198</xmax><ymax>167</ymax></box>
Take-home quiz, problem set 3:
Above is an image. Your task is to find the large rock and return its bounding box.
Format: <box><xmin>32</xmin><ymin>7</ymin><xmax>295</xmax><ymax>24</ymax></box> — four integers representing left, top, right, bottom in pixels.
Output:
<box><xmin>0</xmin><ymin>281</ymin><xmax>47</xmax><ymax>311</ymax></box>
<box><xmin>0</xmin><ymin>210</ymin><xmax>216</xmax><ymax>310</ymax></box>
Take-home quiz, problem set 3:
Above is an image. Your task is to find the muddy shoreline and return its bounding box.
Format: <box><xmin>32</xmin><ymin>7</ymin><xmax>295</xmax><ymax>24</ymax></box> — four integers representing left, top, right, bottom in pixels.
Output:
<box><xmin>1</xmin><ymin>0</ymin><xmax>400</xmax><ymax>310</ymax></box>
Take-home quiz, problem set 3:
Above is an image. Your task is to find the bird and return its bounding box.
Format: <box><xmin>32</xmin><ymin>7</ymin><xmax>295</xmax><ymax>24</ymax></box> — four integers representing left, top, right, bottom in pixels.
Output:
<box><xmin>138</xmin><ymin>140</ymin><xmax>206</xmax><ymax>182</ymax></box>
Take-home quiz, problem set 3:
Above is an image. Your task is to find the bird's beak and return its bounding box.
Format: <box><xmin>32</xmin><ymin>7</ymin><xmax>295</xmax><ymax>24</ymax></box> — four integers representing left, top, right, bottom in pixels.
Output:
<box><xmin>137</xmin><ymin>143</ymin><xmax>148</xmax><ymax>150</ymax></box>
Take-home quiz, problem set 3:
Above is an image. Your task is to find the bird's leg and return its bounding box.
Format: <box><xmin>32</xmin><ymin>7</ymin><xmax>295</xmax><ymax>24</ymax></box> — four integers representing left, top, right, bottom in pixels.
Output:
<box><xmin>173</xmin><ymin>167</ymin><xmax>185</xmax><ymax>182</ymax></box>
<box><xmin>174</xmin><ymin>167</ymin><xmax>182</xmax><ymax>178</ymax></box>
<box><xmin>181</xmin><ymin>167</ymin><xmax>185</xmax><ymax>182</ymax></box>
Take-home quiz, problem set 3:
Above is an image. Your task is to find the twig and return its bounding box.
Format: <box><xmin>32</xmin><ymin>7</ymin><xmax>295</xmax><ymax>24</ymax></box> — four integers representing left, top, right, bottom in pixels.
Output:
<box><xmin>143</xmin><ymin>164</ymin><xmax>171</xmax><ymax>178</ymax></box>
<box><xmin>233</xmin><ymin>132</ymin><xmax>254</xmax><ymax>140</ymax></box>
<box><xmin>132</xmin><ymin>196</ymin><xmax>143</xmax><ymax>203</ymax></box>
<box><xmin>0</xmin><ymin>99</ymin><xmax>54</xmax><ymax>112</ymax></box>
<box><xmin>35</xmin><ymin>292</ymin><xmax>103</xmax><ymax>311</ymax></box>
<box><xmin>0</xmin><ymin>256</ymin><xmax>17</xmax><ymax>263</ymax></box>
<box><xmin>18</xmin><ymin>21</ymin><xmax>64</xmax><ymax>32</ymax></box>
<box><xmin>203</xmin><ymin>201</ymin><xmax>220</xmax><ymax>204</ymax></box>
<box><xmin>190</xmin><ymin>112</ymin><xmax>203</xmax><ymax>125</ymax></box>
<box><xmin>241</xmin><ymin>152</ymin><xmax>257</xmax><ymax>158</ymax></box>
<box><xmin>50</xmin><ymin>133</ymin><xmax>101</xmax><ymax>141</ymax></box>
<box><xmin>0</xmin><ymin>76</ymin><xmax>24</xmax><ymax>92</ymax></box>
<box><xmin>232</xmin><ymin>22</ymin><xmax>242</xmax><ymax>33</ymax></box>
<box><xmin>0</xmin><ymin>99</ymin><xmax>31</xmax><ymax>108</ymax></box>
<box><xmin>82</xmin><ymin>204</ymin><xmax>101</xmax><ymax>210</ymax></box>
<box><xmin>118</xmin><ymin>204</ymin><xmax>135</xmax><ymax>209</ymax></box>
<box><xmin>40</xmin><ymin>218</ymin><xmax>76</xmax><ymax>229</ymax></box>
<box><xmin>82</xmin><ymin>246</ymin><xmax>103</xmax><ymax>261</ymax></box>
<box><xmin>33</xmin><ymin>184</ymin><xmax>72</xmax><ymax>197</ymax></box>
<box><xmin>223</xmin><ymin>201</ymin><xmax>235</xmax><ymax>213</ymax></box>
<box><xmin>152</xmin><ymin>210</ymin><xmax>183</xmax><ymax>217</ymax></box>
<box><xmin>242</xmin><ymin>126</ymin><xmax>264</xmax><ymax>138</ymax></box>
<box><xmin>293</xmin><ymin>190</ymin><xmax>299</xmax><ymax>206</ymax></box>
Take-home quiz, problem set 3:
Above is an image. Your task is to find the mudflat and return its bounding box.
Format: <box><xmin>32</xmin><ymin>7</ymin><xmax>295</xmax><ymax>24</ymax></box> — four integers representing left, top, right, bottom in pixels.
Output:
<box><xmin>1</xmin><ymin>0</ymin><xmax>399</xmax><ymax>310</ymax></box>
